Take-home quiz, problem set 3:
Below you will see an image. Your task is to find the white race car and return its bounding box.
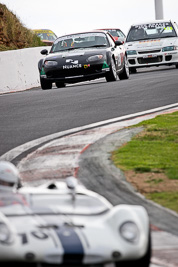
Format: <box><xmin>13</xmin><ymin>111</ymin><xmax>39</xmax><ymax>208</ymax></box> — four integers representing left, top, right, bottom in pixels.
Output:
<box><xmin>0</xmin><ymin>177</ymin><xmax>151</xmax><ymax>266</ymax></box>
<box><xmin>125</xmin><ymin>19</ymin><xmax>178</xmax><ymax>73</ymax></box>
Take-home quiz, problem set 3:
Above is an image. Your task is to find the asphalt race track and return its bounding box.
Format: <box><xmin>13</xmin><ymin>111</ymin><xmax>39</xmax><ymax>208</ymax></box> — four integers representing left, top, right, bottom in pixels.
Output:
<box><xmin>0</xmin><ymin>65</ymin><xmax>178</xmax><ymax>266</ymax></box>
<box><xmin>0</xmin><ymin>66</ymin><xmax>178</xmax><ymax>157</ymax></box>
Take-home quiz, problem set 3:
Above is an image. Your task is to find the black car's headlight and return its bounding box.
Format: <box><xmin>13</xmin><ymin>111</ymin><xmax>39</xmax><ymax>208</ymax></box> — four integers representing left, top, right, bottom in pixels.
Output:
<box><xmin>0</xmin><ymin>222</ymin><xmax>13</xmax><ymax>244</ymax></box>
<box><xmin>87</xmin><ymin>55</ymin><xmax>104</xmax><ymax>62</ymax></box>
<box><xmin>162</xmin><ymin>46</ymin><xmax>178</xmax><ymax>52</ymax></box>
<box><xmin>119</xmin><ymin>221</ymin><xmax>139</xmax><ymax>243</ymax></box>
<box><xmin>44</xmin><ymin>61</ymin><xmax>58</xmax><ymax>66</ymax></box>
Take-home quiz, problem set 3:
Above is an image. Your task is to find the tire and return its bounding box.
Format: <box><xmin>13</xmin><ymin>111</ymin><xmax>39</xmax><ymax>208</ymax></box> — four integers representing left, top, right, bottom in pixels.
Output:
<box><xmin>115</xmin><ymin>230</ymin><xmax>151</xmax><ymax>267</ymax></box>
<box><xmin>118</xmin><ymin>57</ymin><xmax>130</xmax><ymax>80</ymax></box>
<box><xmin>106</xmin><ymin>57</ymin><xmax>118</xmax><ymax>82</ymax></box>
<box><xmin>40</xmin><ymin>78</ymin><xmax>52</xmax><ymax>90</ymax></box>
<box><xmin>55</xmin><ymin>82</ymin><xmax>65</xmax><ymax>88</ymax></box>
<box><xmin>175</xmin><ymin>64</ymin><xmax>178</xmax><ymax>69</ymax></box>
<box><xmin>129</xmin><ymin>67</ymin><xmax>137</xmax><ymax>74</ymax></box>
<box><xmin>38</xmin><ymin>59</ymin><xmax>43</xmax><ymax>71</ymax></box>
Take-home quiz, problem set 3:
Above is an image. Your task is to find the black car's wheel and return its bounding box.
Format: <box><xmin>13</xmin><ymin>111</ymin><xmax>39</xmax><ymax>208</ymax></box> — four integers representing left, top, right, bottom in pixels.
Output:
<box><xmin>175</xmin><ymin>64</ymin><xmax>178</xmax><ymax>69</ymax></box>
<box><xmin>106</xmin><ymin>57</ymin><xmax>117</xmax><ymax>82</ymax></box>
<box><xmin>115</xmin><ymin>230</ymin><xmax>151</xmax><ymax>267</ymax></box>
<box><xmin>129</xmin><ymin>67</ymin><xmax>137</xmax><ymax>74</ymax></box>
<box><xmin>118</xmin><ymin>57</ymin><xmax>130</xmax><ymax>80</ymax></box>
<box><xmin>55</xmin><ymin>82</ymin><xmax>66</xmax><ymax>88</ymax></box>
<box><xmin>40</xmin><ymin>78</ymin><xmax>52</xmax><ymax>90</ymax></box>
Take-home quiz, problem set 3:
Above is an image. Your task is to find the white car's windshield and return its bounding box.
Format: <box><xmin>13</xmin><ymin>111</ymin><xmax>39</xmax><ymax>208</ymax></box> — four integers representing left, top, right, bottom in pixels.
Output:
<box><xmin>126</xmin><ymin>22</ymin><xmax>177</xmax><ymax>42</ymax></box>
<box><xmin>0</xmin><ymin>192</ymin><xmax>110</xmax><ymax>216</ymax></box>
<box><xmin>51</xmin><ymin>32</ymin><xmax>109</xmax><ymax>53</ymax></box>
<box><xmin>30</xmin><ymin>193</ymin><xmax>110</xmax><ymax>215</ymax></box>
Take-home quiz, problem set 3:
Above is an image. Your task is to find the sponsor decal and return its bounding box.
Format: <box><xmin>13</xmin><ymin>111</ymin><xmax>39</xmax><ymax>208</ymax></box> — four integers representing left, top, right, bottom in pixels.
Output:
<box><xmin>135</xmin><ymin>22</ymin><xmax>169</xmax><ymax>29</ymax></box>
<box><xmin>139</xmin><ymin>40</ymin><xmax>160</xmax><ymax>43</ymax></box>
<box><xmin>120</xmin><ymin>52</ymin><xmax>124</xmax><ymax>63</ymax></box>
<box><xmin>66</xmin><ymin>59</ymin><xmax>79</xmax><ymax>64</ymax></box>
<box><xmin>102</xmin><ymin>61</ymin><xmax>109</xmax><ymax>69</ymax></box>
<box><xmin>63</xmin><ymin>64</ymin><xmax>82</xmax><ymax>69</ymax></box>
<box><xmin>63</xmin><ymin>58</ymin><xmax>82</xmax><ymax>68</ymax></box>
<box><xmin>84</xmin><ymin>64</ymin><xmax>90</xmax><ymax>69</ymax></box>
<box><xmin>164</xmin><ymin>26</ymin><xmax>173</xmax><ymax>31</ymax></box>
<box><xmin>165</xmin><ymin>52</ymin><xmax>177</xmax><ymax>55</ymax></box>
<box><xmin>40</xmin><ymin>67</ymin><xmax>46</xmax><ymax>75</ymax></box>
<box><xmin>143</xmin><ymin>54</ymin><xmax>157</xmax><ymax>58</ymax></box>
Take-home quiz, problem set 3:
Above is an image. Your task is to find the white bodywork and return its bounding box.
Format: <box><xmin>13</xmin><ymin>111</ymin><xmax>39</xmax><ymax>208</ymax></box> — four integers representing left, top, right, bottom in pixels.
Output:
<box><xmin>125</xmin><ymin>20</ymin><xmax>178</xmax><ymax>71</ymax></box>
<box><xmin>0</xmin><ymin>179</ymin><xmax>150</xmax><ymax>265</ymax></box>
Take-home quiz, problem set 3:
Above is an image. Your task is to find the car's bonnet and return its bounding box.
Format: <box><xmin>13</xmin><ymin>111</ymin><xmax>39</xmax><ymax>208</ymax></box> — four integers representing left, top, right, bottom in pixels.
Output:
<box><xmin>126</xmin><ymin>37</ymin><xmax>177</xmax><ymax>50</ymax></box>
<box><xmin>47</xmin><ymin>48</ymin><xmax>108</xmax><ymax>60</ymax></box>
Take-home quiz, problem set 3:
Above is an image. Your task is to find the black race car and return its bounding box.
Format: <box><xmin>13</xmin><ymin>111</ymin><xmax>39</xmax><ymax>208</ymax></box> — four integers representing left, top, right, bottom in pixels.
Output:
<box><xmin>38</xmin><ymin>30</ymin><xmax>129</xmax><ymax>90</ymax></box>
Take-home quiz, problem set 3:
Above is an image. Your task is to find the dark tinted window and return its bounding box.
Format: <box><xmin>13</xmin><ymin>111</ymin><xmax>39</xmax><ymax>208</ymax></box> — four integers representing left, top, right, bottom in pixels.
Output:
<box><xmin>51</xmin><ymin>32</ymin><xmax>109</xmax><ymax>53</ymax></box>
<box><xmin>108</xmin><ymin>29</ymin><xmax>125</xmax><ymax>38</ymax></box>
<box><xmin>126</xmin><ymin>22</ymin><xmax>177</xmax><ymax>42</ymax></box>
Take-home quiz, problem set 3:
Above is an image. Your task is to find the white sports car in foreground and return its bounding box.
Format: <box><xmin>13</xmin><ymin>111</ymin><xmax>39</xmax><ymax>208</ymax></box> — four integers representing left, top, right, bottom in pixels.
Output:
<box><xmin>125</xmin><ymin>19</ymin><xmax>178</xmax><ymax>73</ymax></box>
<box><xmin>0</xmin><ymin>177</ymin><xmax>151</xmax><ymax>266</ymax></box>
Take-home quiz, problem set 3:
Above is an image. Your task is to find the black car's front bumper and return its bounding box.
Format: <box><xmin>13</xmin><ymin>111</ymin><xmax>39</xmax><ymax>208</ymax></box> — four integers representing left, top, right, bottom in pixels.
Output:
<box><xmin>41</xmin><ymin>63</ymin><xmax>110</xmax><ymax>83</ymax></box>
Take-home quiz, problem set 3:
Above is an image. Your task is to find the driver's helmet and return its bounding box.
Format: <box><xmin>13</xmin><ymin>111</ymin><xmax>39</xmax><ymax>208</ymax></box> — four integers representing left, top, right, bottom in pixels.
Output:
<box><xmin>63</xmin><ymin>38</ymin><xmax>74</xmax><ymax>47</ymax></box>
<box><xmin>0</xmin><ymin>161</ymin><xmax>20</xmax><ymax>192</ymax></box>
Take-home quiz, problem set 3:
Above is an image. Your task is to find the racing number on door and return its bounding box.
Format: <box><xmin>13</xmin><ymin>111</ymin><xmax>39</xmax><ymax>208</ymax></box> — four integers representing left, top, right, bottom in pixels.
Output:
<box><xmin>18</xmin><ymin>231</ymin><xmax>49</xmax><ymax>244</ymax></box>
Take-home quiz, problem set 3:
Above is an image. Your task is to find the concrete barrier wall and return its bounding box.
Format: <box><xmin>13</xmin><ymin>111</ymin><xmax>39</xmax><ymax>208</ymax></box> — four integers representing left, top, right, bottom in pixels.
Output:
<box><xmin>0</xmin><ymin>46</ymin><xmax>50</xmax><ymax>94</ymax></box>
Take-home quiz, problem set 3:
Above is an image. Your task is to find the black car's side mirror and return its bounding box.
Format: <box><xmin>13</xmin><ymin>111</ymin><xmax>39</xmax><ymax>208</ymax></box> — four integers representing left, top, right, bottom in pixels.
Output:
<box><xmin>115</xmin><ymin>40</ymin><xmax>123</xmax><ymax>46</ymax></box>
<box><xmin>41</xmin><ymin>49</ymin><xmax>48</xmax><ymax>55</ymax></box>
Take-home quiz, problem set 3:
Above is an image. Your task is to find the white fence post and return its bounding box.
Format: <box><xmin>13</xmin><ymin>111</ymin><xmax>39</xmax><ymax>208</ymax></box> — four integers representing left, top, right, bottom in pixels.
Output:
<box><xmin>155</xmin><ymin>0</ymin><xmax>164</xmax><ymax>20</ymax></box>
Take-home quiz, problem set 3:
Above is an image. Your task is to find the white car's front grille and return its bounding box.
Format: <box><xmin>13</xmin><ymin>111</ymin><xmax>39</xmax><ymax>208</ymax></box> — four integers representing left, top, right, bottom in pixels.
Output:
<box><xmin>138</xmin><ymin>49</ymin><xmax>161</xmax><ymax>54</ymax></box>
<box><xmin>138</xmin><ymin>56</ymin><xmax>163</xmax><ymax>64</ymax></box>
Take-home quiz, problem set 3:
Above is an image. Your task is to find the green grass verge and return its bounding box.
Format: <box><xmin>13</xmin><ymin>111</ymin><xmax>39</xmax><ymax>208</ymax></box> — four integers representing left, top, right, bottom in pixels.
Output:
<box><xmin>145</xmin><ymin>192</ymin><xmax>178</xmax><ymax>213</ymax></box>
<box><xmin>112</xmin><ymin>111</ymin><xmax>178</xmax><ymax>212</ymax></box>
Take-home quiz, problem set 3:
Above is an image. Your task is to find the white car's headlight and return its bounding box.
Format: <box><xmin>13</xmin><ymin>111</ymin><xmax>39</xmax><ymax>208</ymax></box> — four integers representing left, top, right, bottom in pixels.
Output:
<box><xmin>162</xmin><ymin>46</ymin><xmax>178</xmax><ymax>52</ymax></box>
<box><xmin>0</xmin><ymin>222</ymin><xmax>13</xmax><ymax>244</ymax></box>
<box><xmin>44</xmin><ymin>60</ymin><xmax>58</xmax><ymax>66</ymax></box>
<box><xmin>126</xmin><ymin>50</ymin><xmax>137</xmax><ymax>55</ymax></box>
<box><xmin>120</xmin><ymin>221</ymin><xmax>139</xmax><ymax>243</ymax></box>
<box><xmin>87</xmin><ymin>55</ymin><xmax>104</xmax><ymax>62</ymax></box>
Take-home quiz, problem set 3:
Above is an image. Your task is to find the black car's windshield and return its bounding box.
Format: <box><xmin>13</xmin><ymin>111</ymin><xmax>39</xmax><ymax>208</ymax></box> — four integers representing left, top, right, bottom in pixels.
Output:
<box><xmin>126</xmin><ymin>22</ymin><xmax>177</xmax><ymax>42</ymax></box>
<box><xmin>51</xmin><ymin>32</ymin><xmax>109</xmax><ymax>53</ymax></box>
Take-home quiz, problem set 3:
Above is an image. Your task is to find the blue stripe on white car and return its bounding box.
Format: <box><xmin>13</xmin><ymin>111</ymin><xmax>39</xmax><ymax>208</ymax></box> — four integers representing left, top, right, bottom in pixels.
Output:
<box><xmin>56</xmin><ymin>226</ymin><xmax>84</xmax><ymax>264</ymax></box>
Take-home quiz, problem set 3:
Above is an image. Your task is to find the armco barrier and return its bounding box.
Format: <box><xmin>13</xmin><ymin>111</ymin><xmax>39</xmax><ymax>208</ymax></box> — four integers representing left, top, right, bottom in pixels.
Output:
<box><xmin>0</xmin><ymin>46</ymin><xmax>50</xmax><ymax>94</ymax></box>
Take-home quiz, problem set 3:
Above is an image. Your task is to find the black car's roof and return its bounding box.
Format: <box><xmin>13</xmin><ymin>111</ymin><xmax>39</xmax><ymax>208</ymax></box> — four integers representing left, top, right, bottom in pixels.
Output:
<box><xmin>53</xmin><ymin>30</ymin><xmax>115</xmax><ymax>44</ymax></box>
<box><xmin>98</xmin><ymin>28</ymin><xmax>122</xmax><ymax>30</ymax></box>
<box><xmin>55</xmin><ymin>30</ymin><xmax>108</xmax><ymax>39</ymax></box>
